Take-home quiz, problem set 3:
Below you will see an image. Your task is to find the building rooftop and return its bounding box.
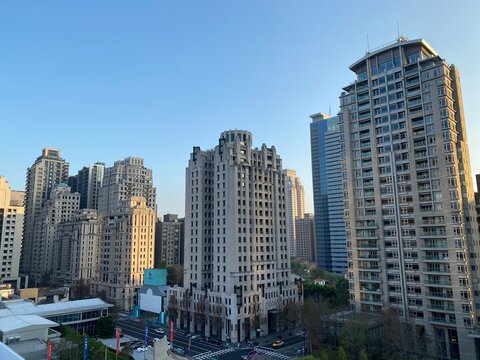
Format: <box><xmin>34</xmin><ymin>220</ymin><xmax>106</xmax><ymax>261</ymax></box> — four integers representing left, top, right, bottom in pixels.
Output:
<box><xmin>0</xmin><ymin>315</ymin><xmax>57</xmax><ymax>333</ymax></box>
<box><xmin>0</xmin><ymin>298</ymin><xmax>113</xmax><ymax>318</ymax></box>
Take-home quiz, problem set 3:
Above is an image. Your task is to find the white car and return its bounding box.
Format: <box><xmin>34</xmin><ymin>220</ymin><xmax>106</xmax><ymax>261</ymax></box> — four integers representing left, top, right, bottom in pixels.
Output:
<box><xmin>136</xmin><ymin>346</ymin><xmax>147</xmax><ymax>352</ymax></box>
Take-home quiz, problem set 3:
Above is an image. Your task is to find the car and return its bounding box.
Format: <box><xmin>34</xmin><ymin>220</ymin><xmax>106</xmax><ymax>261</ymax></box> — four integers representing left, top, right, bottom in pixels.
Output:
<box><xmin>154</xmin><ymin>328</ymin><xmax>165</xmax><ymax>334</ymax></box>
<box><xmin>136</xmin><ymin>346</ymin><xmax>147</xmax><ymax>352</ymax></box>
<box><xmin>189</xmin><ymin>334</ymin><xmax>198</xmax><ymax>340</ymax></box>
<box><xmin>295</xmin><ymin>330</ymin><xmax>305</xmax><ymax>337</ymax></box>
<box><xmin>173</xmin><ymin>347</ymin><xmax>186</xmax><ymax>355</ymax></box>
<box><xmin>272</xmin><ymin>340</ymin><xmax>284</xmax><ymax>348</ymax></box>
<box><xmin>209</xmin><ymin>338</ymin><xmax>222</xmax><ymax>345</ymax></box>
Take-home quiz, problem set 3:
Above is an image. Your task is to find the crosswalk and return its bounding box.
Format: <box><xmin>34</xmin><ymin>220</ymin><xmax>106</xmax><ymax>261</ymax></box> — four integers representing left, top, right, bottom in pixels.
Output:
<box><xmin>254</xmin><ymin>347</ymin><xmax>291</xmax><ymax>359</ymax></box>
<box><xmin>193</xmin><ymin>347</ymin><xmax>236</xmax><ymax>360</ymax></box>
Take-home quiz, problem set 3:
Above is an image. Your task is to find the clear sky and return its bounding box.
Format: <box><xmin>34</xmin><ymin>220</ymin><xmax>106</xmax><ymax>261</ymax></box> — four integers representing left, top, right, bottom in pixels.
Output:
<box><xmin>1</xmin><ymin>0</ymin><xmax>479</xmax><ymax>217</ymax></box>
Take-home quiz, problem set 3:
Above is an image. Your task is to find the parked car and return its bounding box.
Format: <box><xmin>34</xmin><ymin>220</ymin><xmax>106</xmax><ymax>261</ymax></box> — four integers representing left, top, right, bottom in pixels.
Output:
<box><xmin>209</xmin><ymin>338</ymin><xmax>222</xmax><ymax>345</ymax></box>
<box><xmin>272</xmin><ymin>340</ymin><xmax>284</xmax><ymax>348</ymax></box>
<box><xmin>136</xmin><ymin>346</ymin><xmax>148</xmax><ymax>352</ymax></box>
<box><xmin>173</xmin><ymin>347</ymin><xmax>186</xmax><ymax>355</ymax></box>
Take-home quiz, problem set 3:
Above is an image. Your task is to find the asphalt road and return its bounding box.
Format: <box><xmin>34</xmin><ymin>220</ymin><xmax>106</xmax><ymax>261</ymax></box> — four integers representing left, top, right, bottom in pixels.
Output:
<box><xmin>116</xmin><ymin>318</ymin><xmax>305</xmax><ymax>359</ymax></box>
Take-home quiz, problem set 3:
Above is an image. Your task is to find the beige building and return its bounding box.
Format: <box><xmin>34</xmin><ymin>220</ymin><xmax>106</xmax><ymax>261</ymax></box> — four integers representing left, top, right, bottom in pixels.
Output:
<box><xmin>283</xmin><ymin>169</ymin><xmax>305</xmax><ymax>258</ymax></box>
<box><xmin>98</xmin><ymin>157</ymin><xmax>156</xmax><ymax>215</ymax></box>
<box><xmin>339</xmin><ymin>37</ymin><xmax>480</xmax><ymax>359</ymax></box>
<box><xmin>54</xmin><ymin>209</ymin><xmax>100</xmax><ymax>287</ymax></box>
<box><xmin>92</xmin><ymin>197</ymin><xmax>155</xmax><ymax>311</ymax></box>
<box><xmin>0</xmin><ymin>177</ymin><xmax>24</xmax><ymax>289</ymax></box>
<box><xmin>168</xmin><ymin>130</ymin><xmax>301</xmax><ymax>344</ymax></box>
<box><xmin>31</xmin><ymin>184</ymin><xmax>80</xmax><ymax>286</ymax></box>
<box><xmin>155</xmin><ymin>214</ymin><xmax>184</xmax><ymax>267</ymax></box>
<box><xmin>295</xmin><ymin>213</ymin><xmax>315</xmax><ymax>262</ymax></box>
<box><xmin>22</xmin><ymin>148</ymin><xmax>69</xmax><ymax>281</ymax></box>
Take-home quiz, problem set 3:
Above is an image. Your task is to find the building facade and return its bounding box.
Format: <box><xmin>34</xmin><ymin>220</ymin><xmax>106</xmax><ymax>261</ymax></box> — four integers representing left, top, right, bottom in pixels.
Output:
<box><xmin>155</xmin><ymin>214</ymin><xmax>184</xmax><ymax>267</ymax></box>
<box><xmin>0</xmin><ymin>177</ymin><xmax>24</xmax><ymax>289</ymax></box>
<box><xmin>310</xmin><ymin>113</ymin><xmax>347</xmax><ymax>273</ymax></box>
<box><xmin>21</xmin><ymin>148</ymin><xmax>69</xmax><ymax>278</ymax></box>
<box><xmin>54</xmin><ymin>209</ymin><xmax>100</xmax><ymax>287</ymax></box>
<box><xmin>168</xmin><ymin>130</ymin><xmax>301</xmax><ymax>344</ymax></box>
<box><xmin>295</xmin><ymin>213</ymin><xmax>315</xmax><ymax>262</ymax></box>
<box><xmin>339</xmin><ymin>37</ymin><xmax>480</xmax><ymax>359</ymax></box>
<box><xmin>92</xmin><ymin>197</ymin><xmax>155</xmax><ymax>311</ymax></box>
<box><xmin>283</xmin><ymin>169</ymin><xmax>305</xmax><ymax>258</ymax></box>
<box><xmin>31</xmin><ymin>185</ymin><xmax>80</xmax><ymax>286</ymax></box>
<box><xmin>98</xmin><ymin>157</ymin><xmax>156</xmax><ymax>215</ymax></box>
<box><xmin>68</xmin><ymin>162</ymin><xmax>105</xmax><ymax>210</ymax></box>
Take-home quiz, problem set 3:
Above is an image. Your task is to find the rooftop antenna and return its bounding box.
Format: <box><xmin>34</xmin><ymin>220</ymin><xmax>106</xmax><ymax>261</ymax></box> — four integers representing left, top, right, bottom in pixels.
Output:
<box><xmin>329</xmin><ymin>105</ymin><xmax>332</xmax><ymax>116</ymax></box>
<box><xmin>367</xmin><ymin>34</ymin><xmax>370</xmax><ymax>53</ymax></box>
<box><xmin>397</xmin><ymin>21</ymin><xmax>400</xmax><ymax>41</ymax></box>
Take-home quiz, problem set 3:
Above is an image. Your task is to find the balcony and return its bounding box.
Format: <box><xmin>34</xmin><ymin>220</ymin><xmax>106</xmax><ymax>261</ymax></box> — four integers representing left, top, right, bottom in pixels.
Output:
<box><xmin>425</xmin><ymin>292</ymin><xmax>453</xmax><ymax>299</ymax></box>
<box><xmin>427</xmin><ymin>304</ymin><xmax>455</xmax><ymax>312</ymax></box>
<box><xmin>425</xmin><ymin>279</ymin><xmax>452</xmax><ymax>286</ymax></box>
<box><xmin>428</xmin><ymin>317</ymin><xmax>456</xmax><ymax>325</ymax></box>
<box><xmin>423</xmin><ymin>267</ymin><xmax>451</xmax><ymax>274</ymax></box>
<box><xmin>422</xmin><ymin>255</ymin><xmax>450</xmax><ymax>261</ymax></box>
<box><xmin>421</xmin><ymin>242</ymin><xmax>448</xmax><ymax>249</ymax></box>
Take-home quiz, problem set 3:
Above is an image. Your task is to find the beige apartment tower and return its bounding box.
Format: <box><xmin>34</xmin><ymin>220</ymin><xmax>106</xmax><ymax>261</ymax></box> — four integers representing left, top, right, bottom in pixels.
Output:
<box><xmin>168</xmin><ymin>130</ymin><xmax>301</xmax><ymax>344</ymax></box>
<box><xmin>339</xmin><ymin>38</ymin><xmax>480</xmax><ymax>359</ymax></box>
<box><xmin>0</xmin><ymin>176</ymin><xmax>24</xmax><ymax>288</ymax></box>
<box><xmin>21</xmin><ymin>148</ymin><xmax>69</xmax><ymax>280</ymax></box>
<box><xmin>92</xmin><ymin>197</ymin><xmax>155</xmax><ymax>311</ymax></box>
<box><xmin>283</xmin><ymin>169</ymin><xmax>306</xmax><ymax>258</ymax></box>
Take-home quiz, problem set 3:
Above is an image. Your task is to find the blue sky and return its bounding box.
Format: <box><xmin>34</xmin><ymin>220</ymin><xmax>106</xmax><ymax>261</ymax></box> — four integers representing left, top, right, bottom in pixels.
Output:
<box><xmin>1</xmin><ymin>1</ymin><xmax>479</xmax><ymax>216</ymax></box>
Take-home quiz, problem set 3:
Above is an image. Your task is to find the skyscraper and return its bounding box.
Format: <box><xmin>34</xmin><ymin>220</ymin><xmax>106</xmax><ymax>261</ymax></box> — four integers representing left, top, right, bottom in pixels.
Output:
<box><xmin>339</xmin><ymin>37</ymin><xmax>480</xmax><ymax>359</ymax></box>
<box><xmin>98</xmin><ymin>157</ymin><xmax>156</xmax><ymax>215</ymax></box>
<box><xmin>92</xmin><ymin>197</ymin><xmax>155</xmax><ymax>310</ymax></box>
<box><xmin>283</xmin><ymin>169</ymin><xmax>305</xmax><ymax>258</ymax></box>
<box><xmin>310</xmin><ymin>113</ymin><xmax>347</xmax><ymax>273</ymax></box>
<box><xmin>295</xmin><ymin>213</ymin><xmax>315</xmax><ymax>262</ymax></box>
<box><xmin>155</xmin><ymin>214</ymin><xmax>184</xmax><ymax>267</ymax></box>
<box><xmin>167</xmin><ymin>130</ymin><xmax>301</xmax><ymax>343</ymax></box>
<box><xmin>68</xmin><ymin>162</ymin><xmax>105</xmax><ymax>210</ymax></box>
<box><xmin>31</xmin><ymin>184</ymin><xmax>80</xmax><ymax>286</ymax></box>
<box><xmin>21</xmin><ymin>148</ymin><xmax>69</xmax><ymax>278</ymax></box>
<box><xmin>0</xmin><ymin>176</ymin><xmax>24</xmax><ymax>289</ymax></box>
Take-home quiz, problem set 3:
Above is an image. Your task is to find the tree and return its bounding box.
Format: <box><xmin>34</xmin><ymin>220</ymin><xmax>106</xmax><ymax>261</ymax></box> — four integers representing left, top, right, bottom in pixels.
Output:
<box><xmin>97</xmin><ymin>316</ymin><xmax>114</xmax><ymax>338</ymax></box>
<box><xmin>359</xmin><ymin>349</ymin><xmax>368</xmax><ymax>360</ymax></box>
<box><xmin>280</xmin><ymin>301</ymin><xmax>302</xmax><ymax>334</ymax></box>
<box><xmin>167</xmin><ymin>293</ymin><xmax>178</xmax><ymax>325</ymax></box>
<box><xmin>73</xmin><ymin>277</ymin><xmax>91</xmax><ymax>299</ymax></box>
<box><xmin>167</xmin><ymin>265</ymin><xmax>184</xmax><ymax>286</ymax></box>
<box><xmin>303</xmin><ymin>297</ymin><xmax>337</xmax><ymax>353</ymax></box>
<box><xmin>340</xmin><ymin>313</ymin><xmax>370</xmax><ymax>356</ymax></box>
<box><xmin>336</xmin><ymin>346</ymin><xmax>347</xmax><ymax>360</ymax></box>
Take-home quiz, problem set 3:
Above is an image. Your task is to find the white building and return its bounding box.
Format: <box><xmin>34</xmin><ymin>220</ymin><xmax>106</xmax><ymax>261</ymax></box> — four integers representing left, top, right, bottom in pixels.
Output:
<box><xmin>168</xmin><ymin>130</ymin><xmax>302</xmax><ymax>344</ymax></box>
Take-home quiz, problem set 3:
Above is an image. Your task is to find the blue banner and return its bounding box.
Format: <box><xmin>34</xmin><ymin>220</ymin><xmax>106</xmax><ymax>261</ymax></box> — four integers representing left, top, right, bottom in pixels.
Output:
<box><xmin>83</xmin><ymin>336</ymin><xmax>88</xmax><ymax>360</ymax></box>
<box><xmin>145</xmin><ymin>325</ymin><xmax>149</xmax><ymax>346</ymax></box>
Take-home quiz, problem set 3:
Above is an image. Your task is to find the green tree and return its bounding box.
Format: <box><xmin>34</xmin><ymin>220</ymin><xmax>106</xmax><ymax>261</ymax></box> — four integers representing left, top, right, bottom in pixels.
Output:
<box><xmin>167</xmin><ymin>264</ymin><xmax>184</xmax><ymax>285</ymax></box>
<box><xmin>97</xmin><ymin>316</ymin><xmax>114</xmax><ymax>338</ymax></box>
<box><xmin>359</xmin><ymin>349</ymin><xmax>368</xmax><ymax>360</ymax></box>
<box><xmin>336</xmin><ymin>346</ymin><xmax>347</xmax><ymax>360</ymax></box>
<box><xmin>320</xmin><ymin>349</ymin><xmax>329</xmax><ymax>360</ymax></box>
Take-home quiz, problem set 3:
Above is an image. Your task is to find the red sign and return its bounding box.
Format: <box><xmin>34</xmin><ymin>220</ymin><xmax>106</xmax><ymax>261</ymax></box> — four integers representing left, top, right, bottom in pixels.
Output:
<box><xmin>170</xmin><ymin>320</ymin><xmax>174</xmax><ymax>345</ymax></box>
<box><xmin>47</xmin><ymin>341</ymin><xmax>52</xmax><ymax>360</ymax></box>
<box><xmin>116</xmin><ymin>328</ymin><xmax>121</xmax><ymax>355</ymax></box>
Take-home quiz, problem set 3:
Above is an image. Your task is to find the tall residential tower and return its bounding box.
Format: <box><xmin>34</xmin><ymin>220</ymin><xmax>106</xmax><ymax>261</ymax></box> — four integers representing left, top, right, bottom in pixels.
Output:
<box><xmin>21</xmin><ymin>148</ymin><xmax>69</xmax><ymax>279</ymax></box>
<box><xmin>339</xmin><ymin>38</ymin><xmax>480</xmax><ymax>359</ymax></box>
<box><xmin>68</xmin><ymin>162</ymin><xmax>105</xmax><ymax>210</ymax></box>
<box><xmin>283</xmin><ymin>169</ymin><xmax>305</xmax><ymax>258</ymax></box>
<box><xmin>168</xmin><ymin>130</ymin><xmax>301</xmax><ymax>343</ymax></box>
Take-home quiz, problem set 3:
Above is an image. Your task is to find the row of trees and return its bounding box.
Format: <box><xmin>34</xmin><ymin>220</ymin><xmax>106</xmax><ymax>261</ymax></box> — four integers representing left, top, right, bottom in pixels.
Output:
<box><xmin>51</xmin><ymin>325</ymin><xmax>132</xmax><ymax>360</ymax></box>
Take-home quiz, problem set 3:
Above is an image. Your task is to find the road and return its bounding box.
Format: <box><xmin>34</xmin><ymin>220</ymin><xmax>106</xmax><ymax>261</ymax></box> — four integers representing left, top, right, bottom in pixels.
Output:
<box><xmin>116</xmin><ymin>318</ymin><xmax>305</xmax><ymax>359</ymax></box>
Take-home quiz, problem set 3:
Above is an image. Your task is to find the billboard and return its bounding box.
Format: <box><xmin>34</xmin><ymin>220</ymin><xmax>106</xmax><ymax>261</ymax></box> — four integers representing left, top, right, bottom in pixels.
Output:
<box><xmin>144</xmin><ymin>269</ymin><xmax>167</xmax><ymax>286</ymax></box>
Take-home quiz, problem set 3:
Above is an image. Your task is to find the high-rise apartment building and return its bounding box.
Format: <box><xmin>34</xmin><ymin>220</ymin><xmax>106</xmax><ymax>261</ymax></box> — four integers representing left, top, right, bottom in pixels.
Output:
<box><xmin>339</xmin><ymin>37</ymin><xmax>480</xmax><ymax>359</ymax></box>
<box><xmin>21</xmin><ymin>148</ymin><xmax>69</xmax><ymax>276</ymax></box>
<box><xmin>310</xmin><ymin>113</ymin><xmax>347</xmax><ymax>273</ymax></box>
<box><xmin>283</xmin><ymin>169</ymin><xmax>305</xmax><ymax>258</ymax></box>
<box><xmin>54</xmin><ymin>209</ymin><xmax>100</xmax><ymax>287</ymax></box>
<box><xmin>68</xmin><ymin>162</ymin><xmax>105</xmax><ymax>210</ymax></box>
<box><xmin>92</xmin><ymin>197</ymin><xmax>155</xmax><ymax>311</ymax></box>
<box><xmin>155</xmin><ymin>214</ymin><xmax>184</xmax><ymax>267</ymax></box>
<box><xmin>475</xmin><ymin>174</ymin><xmax>480</xmax><ymax>232</ymax></box>
<box><xmin>295</xmin><ymin>213</ymin><xmax>315</xmax><ymax>262</ymax></box>
<box><xmin>98</xmin><ymin>157</ymin><xmax>156</xmax><ymax>215</ymax></box>
<box><xmin>0</xmin><ymin>176</ymin><xmax>24</xmax><ymax>288</ymax></box>
<box><xmin>31</xmin><ymin>184</ymin><xmax>80</xmax><ymax>286</ymax></box>
<box><xmin>168</xmin><ymin>130</ymin><xmax>301</xmax><ymax>343</ymax></box>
